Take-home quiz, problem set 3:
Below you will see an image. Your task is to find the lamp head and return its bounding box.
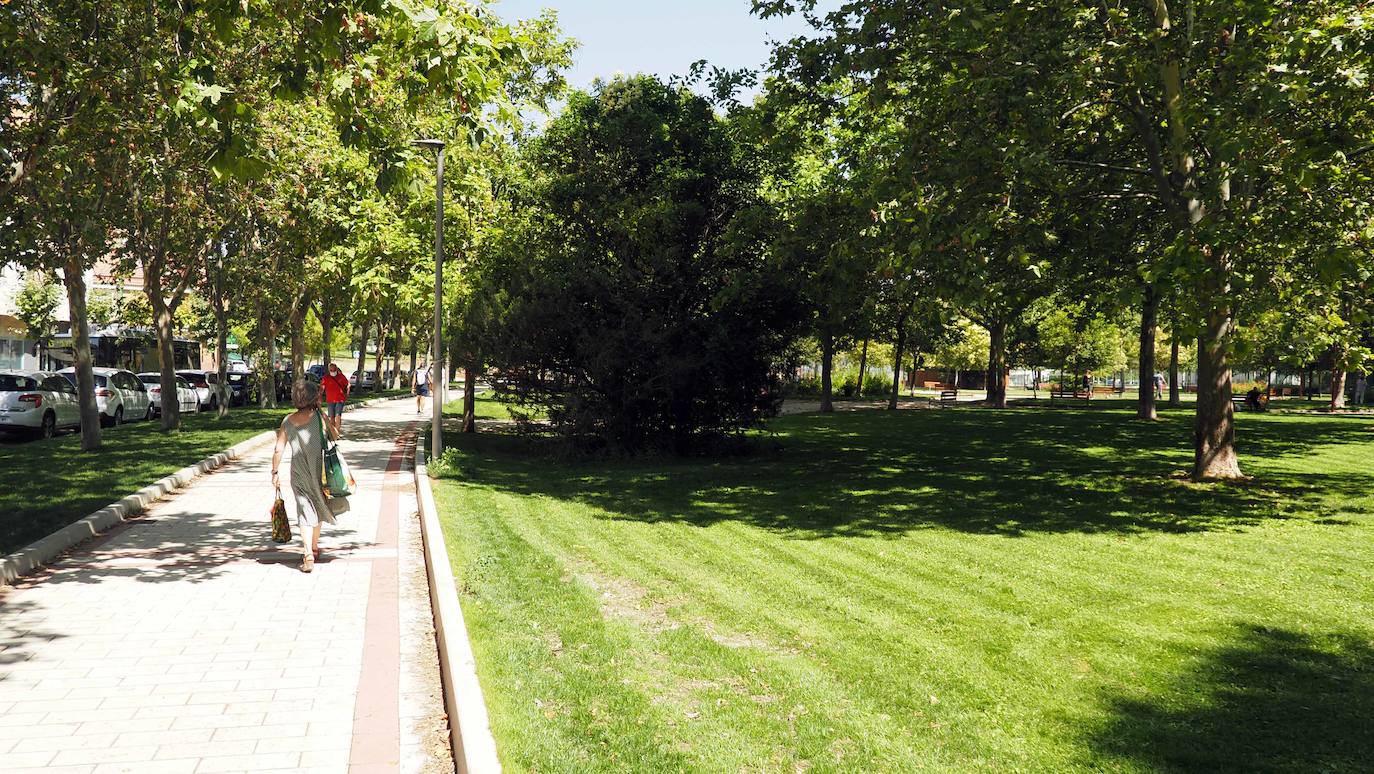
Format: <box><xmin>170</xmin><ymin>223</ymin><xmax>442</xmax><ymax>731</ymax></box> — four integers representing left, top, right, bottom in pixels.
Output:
<box><xmin>412</xmin><ymin>139</ymin><xmax>446</xmax><ymax>150</ymax></box>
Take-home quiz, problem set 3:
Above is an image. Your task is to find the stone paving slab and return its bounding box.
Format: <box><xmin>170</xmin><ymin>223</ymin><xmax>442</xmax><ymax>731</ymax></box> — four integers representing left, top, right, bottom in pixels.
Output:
<box><xmin>0</xmin><ymin>399</ymin><xmax>455</xmax><ymax>774</ymax></box>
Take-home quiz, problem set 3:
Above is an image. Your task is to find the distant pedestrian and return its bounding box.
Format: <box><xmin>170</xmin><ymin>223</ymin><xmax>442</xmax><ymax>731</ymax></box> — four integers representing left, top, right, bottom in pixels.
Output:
<box><xmin>321</xmin><ymin>363</ymin><xmax>351</xmax><ymax>435</ymax></box>
<box><xmin>271</xmin><ymin>380</ymin><xmax>337</xmax><ymax>573</ymax></box>
<box><xmin>1355</xmin><ymin>374</ymin><xmax>1368</xmax><ymax>406</ymax></box>
<box><xmin>413</xmin><ymin>361</ymin><xmax>432</xmax><ymax>415</ymax></box>
<box><xmin>1153</xmin><ymin>373</ymin><xmax>1165</xmax><ymax>399</ymax></box>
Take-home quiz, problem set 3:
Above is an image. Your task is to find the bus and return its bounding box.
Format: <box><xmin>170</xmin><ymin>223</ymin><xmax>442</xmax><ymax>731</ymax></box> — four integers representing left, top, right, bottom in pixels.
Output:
<box><xmin>48</xmin><ymin>326</ymin><xmax>203</xmax><ymax>372</ymax></box>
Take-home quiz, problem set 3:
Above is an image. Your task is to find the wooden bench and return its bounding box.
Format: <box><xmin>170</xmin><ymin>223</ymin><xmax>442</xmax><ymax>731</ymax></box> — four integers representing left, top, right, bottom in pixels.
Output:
<box><xmin>939</xmin><ymin>389</ymin><xmax>959</xmax><ymax>405</ymax></box>
<box><xmin>1050</xmin><ymin>388</ymin><xmax>1090</xmax><ymax>406</ymax></box>
<box><xmin>1232</xmin><ymin>394</ymin><xmax>1269</xmax><ymax>412</ymax></box>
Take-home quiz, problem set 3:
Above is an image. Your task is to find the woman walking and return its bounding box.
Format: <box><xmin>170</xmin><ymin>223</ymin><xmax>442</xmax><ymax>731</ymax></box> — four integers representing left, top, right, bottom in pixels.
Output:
<box><xmin>412</xmin><ymin>360</ymin><xmax>431</xmax><ymax>415</ymax></box>
<box><xmin>270</xmin><ymin>380</ymin><xmax>336</xmax><ymax>572</ymax></box>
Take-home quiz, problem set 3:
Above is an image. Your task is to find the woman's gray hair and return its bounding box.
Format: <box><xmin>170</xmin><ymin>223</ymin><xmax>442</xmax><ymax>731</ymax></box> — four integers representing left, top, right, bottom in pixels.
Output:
<box><xmin>291</xmin><ymin>379</ymin><xmax>321</xmax><ymax>409</ymax></box>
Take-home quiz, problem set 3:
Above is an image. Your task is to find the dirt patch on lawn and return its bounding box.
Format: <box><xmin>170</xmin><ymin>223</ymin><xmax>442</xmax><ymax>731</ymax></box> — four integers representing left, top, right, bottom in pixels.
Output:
<box><xmin>575</xmin><ymin>567</ymin><xmax>681</xmax><ymax>634</ymax></box>
<box><xmin>573</xmin><ymin>564</ymin><xmax>785</xmax><ymax>656</ymax></box>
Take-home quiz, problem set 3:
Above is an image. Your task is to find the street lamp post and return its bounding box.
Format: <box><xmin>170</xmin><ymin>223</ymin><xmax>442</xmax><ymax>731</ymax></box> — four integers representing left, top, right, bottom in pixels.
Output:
<box><xmin>414</xmin><ymin>139</ymin><xmax>446</xmax><ymax>463</ymax></box>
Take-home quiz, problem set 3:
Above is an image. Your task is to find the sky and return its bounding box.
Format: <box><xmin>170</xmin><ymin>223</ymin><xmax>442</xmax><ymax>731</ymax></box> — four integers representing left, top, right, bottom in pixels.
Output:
<box><xmin>494</xmin><ymin>0</ymin><xmax>840</xmax><ymax>99</ymax></box>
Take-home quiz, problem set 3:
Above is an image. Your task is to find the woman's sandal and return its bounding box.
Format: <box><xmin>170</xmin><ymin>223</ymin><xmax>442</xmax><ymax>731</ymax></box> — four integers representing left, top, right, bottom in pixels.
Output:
<box><xmin>301</xmin><ymin>553</ymin><xmax>315</xmax><ymax>573</ymax></box>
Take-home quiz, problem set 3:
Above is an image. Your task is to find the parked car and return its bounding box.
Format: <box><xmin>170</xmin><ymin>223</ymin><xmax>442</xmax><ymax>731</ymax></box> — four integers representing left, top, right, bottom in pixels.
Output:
<box><xmin>224</xmin><ymin>370</ymin><xmax>258</xmax><ymax>407</ymax></box>
<box><xmin>137</xmin><ymin>373</ymin><xmax>200</xmax><ymax>416</ymax></box>
<box><xmin>306</xmin><ymin>364</ymin><xmax>327</xmax><ymax>381</ymax></box>
<box><xmin>0</xmin><ymin>369</ymin><xmax>82</xmax><ymax>439</ymax></box>
<box><xmin>348</xmin><ymin>370</ymin><xmax>377</xmax><ymax>391</ymax></box>
<box><xmin>59</xmin><ymin>367</ymin><xmax>154</xmax><ymax>427</ymax></box>
<box><xmin>176</xmin><ymin>370</ymin><xmax>224</xmax><ymax>410</ymax></box>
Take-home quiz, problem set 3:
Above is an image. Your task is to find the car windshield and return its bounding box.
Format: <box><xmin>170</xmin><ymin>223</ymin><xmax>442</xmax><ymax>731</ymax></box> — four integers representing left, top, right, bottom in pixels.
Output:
<box><xmin>138</xmin><ymin>375</ymin><xmax>159</xmax><ymax>385</ymax></box>
<box><xmin>0</xmin><ymin>375</ymin><xmax>39</xmax><ymax>391</ymax></box>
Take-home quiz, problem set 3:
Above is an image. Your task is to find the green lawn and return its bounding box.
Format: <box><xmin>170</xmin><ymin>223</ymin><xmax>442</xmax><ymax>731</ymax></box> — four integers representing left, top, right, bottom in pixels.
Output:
<box><xmin>0</xmin><ymin>392</ymin><xmax>406</xmax><ymax>555</ymax></box>
<box><xmin>431</xmin><ymin>403</ymin><xmax>1374</xmax><ymax>772</ymax></box>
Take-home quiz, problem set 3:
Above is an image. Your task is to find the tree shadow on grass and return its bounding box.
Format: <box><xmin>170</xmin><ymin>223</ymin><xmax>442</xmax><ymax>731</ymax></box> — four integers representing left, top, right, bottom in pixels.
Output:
<box><xmin>436</xmin><ymin>408</ymin><xmax>1374</xmax><ymax>538</ymax></box>
<box><xmin>1085</xmin><ymin>624</ymin><xmax>1374</xmax><ymax>772</ymax></box>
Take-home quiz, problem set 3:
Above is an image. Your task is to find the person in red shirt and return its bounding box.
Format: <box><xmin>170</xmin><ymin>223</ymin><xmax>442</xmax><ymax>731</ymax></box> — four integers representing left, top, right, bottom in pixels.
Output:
<box><xmin>321</xmin><ymin>362</ymin><xmax>351</xmax><ymax>435</ymax></box>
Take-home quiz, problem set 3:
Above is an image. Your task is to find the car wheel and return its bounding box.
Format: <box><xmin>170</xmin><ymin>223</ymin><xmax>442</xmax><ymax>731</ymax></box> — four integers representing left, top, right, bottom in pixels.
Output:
<box><xmin>209</xmin><ymin>395</ymin><xmax>218</xmax><ymax>411</ymax></box>
<box><xmin>39</xmin><ymin>412</ymin><xmax>56</xmax><ymax>439</ymax></box>
<box><xmin>114</xmin><ymin>407</ymin><xmax>124</xmax><ymax>426</ymax></box>
<box><xmin>145</xmin><ymin>405</ymin><xmax>155</xmax><ymax>421</ymax></box>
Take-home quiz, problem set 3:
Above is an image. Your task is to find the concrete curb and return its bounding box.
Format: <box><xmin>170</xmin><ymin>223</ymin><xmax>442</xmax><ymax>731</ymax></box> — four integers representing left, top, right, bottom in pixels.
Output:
<box><xmin>0</xmin><ymin>393</ymin><xmax>408</xmax><ymax>587</ymax></box>
<box><xmin>414</xmin><ymin>437</ymin><xmax>502</xmax><ymax>774</ymax></box>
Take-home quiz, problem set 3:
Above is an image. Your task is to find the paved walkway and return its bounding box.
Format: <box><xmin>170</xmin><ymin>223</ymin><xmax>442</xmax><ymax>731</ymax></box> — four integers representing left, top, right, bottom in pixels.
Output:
<box><xmin>0</xmin><ymin>399</ymin><xmax>453</xmax><ymax>774</ymax></box>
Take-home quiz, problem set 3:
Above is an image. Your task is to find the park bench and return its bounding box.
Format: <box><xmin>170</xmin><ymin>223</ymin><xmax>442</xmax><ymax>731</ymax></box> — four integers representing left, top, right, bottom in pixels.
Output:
<box><xmin>1050</xmin><ymin>388</ymin><xmax>1090</xmax><ymax>406</ymax></box>
<box><xmin>939</xmin><ymin>389</ymin><xmax>959</xmax><ymax>405</ymax></box>
<box><xmin>1232</xmin><ymin>394</ymin><xmax>1269</xmax><ymax>412</ymax></box>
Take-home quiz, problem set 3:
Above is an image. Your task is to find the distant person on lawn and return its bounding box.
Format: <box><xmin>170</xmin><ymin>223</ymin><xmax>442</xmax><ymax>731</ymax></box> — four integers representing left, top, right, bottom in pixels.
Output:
<box><xmin>322</xmin><ymin>362</ymin><xmax>351</xmax><ymax>435</ymax></box>
<box><xmin>271</xmin><ymin>380</ymin><xmax>337</xmax><ymax>573</ymax></box>
<box><xmin>413</xmin><ymin>361</ymin><xmax>432</xmax><ymax>415</ymax></box>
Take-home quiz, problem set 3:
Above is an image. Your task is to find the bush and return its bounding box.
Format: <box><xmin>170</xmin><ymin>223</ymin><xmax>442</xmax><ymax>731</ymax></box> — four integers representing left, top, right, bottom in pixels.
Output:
<box><xmin>482</xmin><ymin>77</ymin><xmax>803</xmax><ymax>452</ymax></box>
<box><xmin>787</xmin><ymin>369</ymin><xmax>894</xmax><ymax>399</ymax></box>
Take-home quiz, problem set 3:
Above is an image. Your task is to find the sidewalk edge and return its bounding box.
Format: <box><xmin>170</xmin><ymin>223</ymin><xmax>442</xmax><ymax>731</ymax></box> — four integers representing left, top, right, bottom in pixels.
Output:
<box><xmin>414</xmin><ymin>435</ymin><xmax>503</xmax><ymax>774</ymax></box>
<box><xmin>0</xmin><ymin>393</ymin><xmax>406</xmax><ymax>587</ymax></box>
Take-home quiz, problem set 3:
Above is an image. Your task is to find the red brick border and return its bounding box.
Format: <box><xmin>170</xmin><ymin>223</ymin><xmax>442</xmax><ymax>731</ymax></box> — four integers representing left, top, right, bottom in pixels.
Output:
<box><xmin>348</xmin><ymin>430</ymin><xmax>415</xmax><ymax>772</ymax></box>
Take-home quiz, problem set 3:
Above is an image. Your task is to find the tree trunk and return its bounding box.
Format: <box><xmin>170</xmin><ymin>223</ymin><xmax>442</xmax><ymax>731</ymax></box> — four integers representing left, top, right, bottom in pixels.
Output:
<box><xmin>889</xmin><ymin>315</ymin><xmax>907</xmax><ymax>410</ymax></box>
<box><xmin>1331</xmin><ymin>369</ymin><xmax>1347</xmax><ymax>410</ymax></box>
<box><xmin>408</xmin><ymin>333</ymin><xmax>418</xmax><ymax>384</ymax></box>
<box><xmin>214</xmin><ymin>310</ymin><xmax>230</xmax><ymax>418</ymax></box>
<box><xmin>257</xmin><ymin>303</ymin><xmax>277</xmax><ymax>409</ymax></box>
<box><xmin>1137</xmin><ymin>283</ymin><xmax>1160</xmax><ymax>420</ymax></box>
<box><xmin>1168</xmin><ymin>330</ymin><xmax>1181</xmax><ymax>407</ymax></box>
<box><xmin>320</xmin><ymin>309</ymin><xmax>333</xmax><ymax>369</ymax></box>
<box><xmin>462</xmin><ymin>363</ymin><xmax>478</xmax><ymax>433</ymax></box>
<box><xmin>61</xmin><ymin>257</ymin><xmax>102</xmax><ymax>451</ymax></box>
<box><xmin>372</xmin><ymin>317</ymin><xmax>387</xmax><ymax>390</ymax></box>
<box><xmin>356</xmin><ymin>318</ymin><xmax>372</xmax><ymax>390</ymax></box>
<box><xmin>856</xmin><ymin>337</ymin><xmax>869</xmax><ymax>399</ymax></box>
<box><xmin>289</xmin><ymin>306</ymin><xmax>306</xmax><ymax>379</ymax></box>
<box><xmin>389</xmin><ymin>324</ymin><xmax>402</xmax><ymax>389</ymax></box>
<box><xmin>1193</xmin><ymin>296</ymin><xmax>1242</xmax><ymax>479</ymax></box>
<box><xmin>151</xmin><ymin>294</ymin><xmax>181</xmax><ymax>432</ymax></box>
<box><xmin>986</xmin><ymin>320</ymin><xmax>1008</xmax><ymax>408</ymax></box>
<box><xmin>819</xmin><ymin>330</ymin><xmax>835</xmax><ymax>413</ymax></box>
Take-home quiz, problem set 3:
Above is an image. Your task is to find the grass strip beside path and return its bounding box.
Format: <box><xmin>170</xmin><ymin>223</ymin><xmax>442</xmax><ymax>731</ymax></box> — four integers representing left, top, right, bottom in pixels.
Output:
<box><xmin>432</xmin><ymin>404</ymin><xmax>1374</xmax><ymax>772</ymax></box>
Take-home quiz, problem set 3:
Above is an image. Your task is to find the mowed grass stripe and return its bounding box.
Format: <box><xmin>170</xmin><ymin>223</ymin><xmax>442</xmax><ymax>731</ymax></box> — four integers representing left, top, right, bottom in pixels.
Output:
<box><xmin>489</xmin><ymin>491</ymin><xmax>963</xmax><ymax>768</ymax></box>
<box><xmin>494</xmin><ymin>487</ymin><xmax>1145</xmax><ymax>769</ymax></box>
<box><xmin>483</xmin><ymin>464</ymin><xmax>1348</xmax><ymax>771</ymax></box>
<box><xmin>435</xmin><ymin>406</ymin><xmax>1374</xmax><ymax>772</ymax></box>
<box><xmin>436</xmin><ymin>484</ymin><xmax>699</xmax><ymax>772</ymax></box>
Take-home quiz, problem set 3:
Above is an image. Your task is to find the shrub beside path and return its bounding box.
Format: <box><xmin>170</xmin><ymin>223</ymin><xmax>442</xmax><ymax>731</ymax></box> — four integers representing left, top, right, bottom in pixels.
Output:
<box><xmin>0</xmin><ymin>399</ymin><xmax>452</xmax><ymax>774</ymax></box>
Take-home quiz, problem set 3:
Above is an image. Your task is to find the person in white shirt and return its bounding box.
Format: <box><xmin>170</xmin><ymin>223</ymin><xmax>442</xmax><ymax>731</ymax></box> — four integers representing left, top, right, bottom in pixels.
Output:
<box><xmin>412</xmin><ymin>361</ymin><xmax>432</xmax><ymax>415</ymax></box>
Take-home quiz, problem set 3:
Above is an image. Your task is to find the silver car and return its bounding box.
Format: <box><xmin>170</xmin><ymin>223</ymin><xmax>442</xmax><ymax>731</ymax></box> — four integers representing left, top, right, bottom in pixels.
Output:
<box><xmin>137</xmin><ymin>373</ymin><xmax>200</xmax><ymax>416</ymax></box>
<box><xmin>59</xmin><ymin>367</ymin><xmax>155</xmax><ymax>426</ymax></box>
<box><xmin>0</xmin><ymin>370</ymin><xmax>82</xmax><ymax>439</ymax></box>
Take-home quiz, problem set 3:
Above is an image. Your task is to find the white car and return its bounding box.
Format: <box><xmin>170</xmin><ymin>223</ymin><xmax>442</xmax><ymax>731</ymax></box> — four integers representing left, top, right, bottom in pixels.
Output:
<box><xmin>176</xmin><ymin>370</ymin><xmax>224</xmax><ymax>410</ymax></box>
<box><xmin>0</xmin><ymin>369</ymin><xmax>82</xmax><ymax>439</ymax></box>
<box><xmin>137</xmin><ymin>373</ymin><xmax>200</xmax><ymax>416</ymax></box>
<box><xmin>59</xmin><ymin>367</ymin><xmax>155</xmax><ymax>427</ymax></box>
